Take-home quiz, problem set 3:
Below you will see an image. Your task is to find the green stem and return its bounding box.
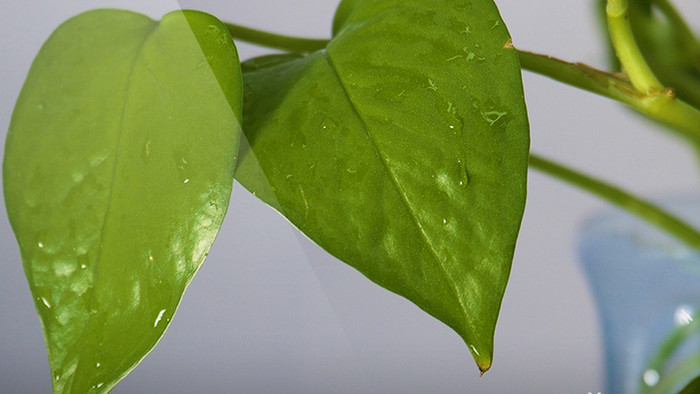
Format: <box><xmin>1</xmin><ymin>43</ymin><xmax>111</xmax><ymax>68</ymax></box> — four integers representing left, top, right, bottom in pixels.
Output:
<box><xmin>642</xmin><ymin>315</ymin><xmax>700</xmax><ymax>394</ymax></box>
<box><xmin>224</xmin><ymin>23</ymin><xmax>329</xmax><ymax>53</ymax></box>
<box><xmin>652</xmin><ymin>0</ymin><xmax>700</xmax><ymax>75</ymax></box>
<box><xmin>606</xmin><ymin>0</ymin><xmax>664</xmax><ymax>94</ymax></box>
<box><xmin>649</xmin><ymin>353</ymin><xmax>700</xmax><ymax>394</ymax></box>
<box><xmin>518</xmin><ymin>50</ymin><xmax>700</xmax><ymax>143</ymax></box>
<box><xmin>529</xmin><ymin>154</ymin><xmax>700</xmax><ymax>249</ymax></box>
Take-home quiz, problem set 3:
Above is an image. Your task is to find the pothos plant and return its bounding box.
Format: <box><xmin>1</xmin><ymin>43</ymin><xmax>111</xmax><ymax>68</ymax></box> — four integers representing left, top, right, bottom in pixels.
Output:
<box><xmin>3</xmin><ymin>0</ymin><xmax>700</xmax><ymax>392</ymax></box>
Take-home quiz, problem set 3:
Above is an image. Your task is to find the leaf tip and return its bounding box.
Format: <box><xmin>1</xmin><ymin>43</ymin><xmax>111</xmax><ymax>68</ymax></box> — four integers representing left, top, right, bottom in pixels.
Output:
<box><xmin>469</xmin><ymin>344</ymin><xmax>492</xmax><ymax>376</ymax></box>
<box><xmin>477</xmin><ymin>360</ymin><xmax>491</xmax><ymax>376</ymax></box>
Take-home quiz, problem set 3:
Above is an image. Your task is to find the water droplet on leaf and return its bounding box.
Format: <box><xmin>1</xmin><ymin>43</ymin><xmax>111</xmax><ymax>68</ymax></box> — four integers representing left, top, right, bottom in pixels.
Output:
<box><xmin>154</xmin><ymin>309</ymin><xmax>167</xmax><ymax>327</ymax></box>
<box><xmin>643</xmin><ymin>369</ymin><xmax>659</xmax><ymax>387</ymax></box>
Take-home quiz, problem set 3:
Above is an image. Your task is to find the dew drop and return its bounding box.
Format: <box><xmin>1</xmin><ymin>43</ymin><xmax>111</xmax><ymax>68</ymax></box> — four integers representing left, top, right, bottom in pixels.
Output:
<box><xmin>444</xmin><ymin>102</ymin><xmax>464</xmax><ymax>134</ymax></box>
<box><xmin>154</xmin><ymin>309</ymin><xmax>167</xmax><ymax>327</ymax></box>
<box><xmin>142</xmin><ymin>140</ymin><xmax>152</xmax><ymax>162</ymax></box>
<box><xmin>643</xmin><ymin>369</ymin><xmax>659</xmax><ymax>387</ymax></box>
<box><xmin>674</xmin><ymin>304</ymin><xmax>694</xmax><ymax>326</ymax></box>
<box><xmin>427</xmin><ymin>78</ymin><xmax>438</xmax><ymax>91</ymax></box>
<box><xmin>38</xmin><ymin>242</ymin><xmax>44</xmax><ymax>248</ymax></box>
<box><xmin>96</xmin><ymin>362</ymin><xmax>101</xmax><ymax>368</ymax></box>
<box><xmin>173</xmin><ymin>151</ymin><xmax>191</xmax><ymax>183</ymax></box>
<box><xmin>469</xmin><ymin>345</ymin><xmax>481</xmax><ymax>356</ymax></box>
<box><xmin>442</xmin><ymin>218</ymin><xmax>447</xmax><ymax>224</ymax></box>
<box><xmin>40</xmin><ymin>297</ymin><xmax>51</xmax><ymax>309</ymax></box>
<box><xmin>457</xmin><ymin>158</ymin><xmax>470</xmax><ymax>188</ymax></box>
<box><xmin>482</xmin><ymin>110</ymin><xmax>507</xmax><ymax>126</ymax></box>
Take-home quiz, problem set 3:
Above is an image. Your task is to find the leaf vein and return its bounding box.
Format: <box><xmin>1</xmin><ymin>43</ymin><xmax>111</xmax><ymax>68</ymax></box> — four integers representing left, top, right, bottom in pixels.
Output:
<box><xmin>321</xmin><ymin>51</ymin><xmax>468</xmax><ymax>319</ymax></box>
<box><xmin>71</xmin><ymin>22</ymin><xmax>159</xmax><ymax>392</ymax></box>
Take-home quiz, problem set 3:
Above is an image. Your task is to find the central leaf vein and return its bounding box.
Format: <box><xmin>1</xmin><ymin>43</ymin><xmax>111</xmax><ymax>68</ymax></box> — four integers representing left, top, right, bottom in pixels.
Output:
<box><xmin>72</xmin><ymin>22</ymin><xmax>159</xmax><ymax>391</ymax></box>
<box><xmin>321</xmin><ymin>51</ymin><xmax>467</xmax><ymax>318</ymax></box>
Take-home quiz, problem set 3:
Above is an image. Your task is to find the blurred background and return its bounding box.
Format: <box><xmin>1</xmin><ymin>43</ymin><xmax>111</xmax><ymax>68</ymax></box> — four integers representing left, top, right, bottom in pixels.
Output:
<box><xmin>2</xmin><ymin>1</ymin><xmax>699</xmax><ymax>392</ymax></box>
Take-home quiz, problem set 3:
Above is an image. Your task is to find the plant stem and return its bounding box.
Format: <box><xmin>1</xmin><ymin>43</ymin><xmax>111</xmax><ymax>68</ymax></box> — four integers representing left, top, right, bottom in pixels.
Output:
<box><xmin>652</xmin><ymin>0</ymin><xmax>700</xmax><ymax>75</ymax></box>
<box><xmin>606</xmin><ymin>0</ymin><xmax>664</xmax><ymax>94</ymax></box>
<box><xmin>649</xmin><ymin>353</ymin><xmax>700</xmax><ymax>394</ymax></box>
<box><xmin>518</xmin><ymin>50</ymin><xmax>700</xmax><ymax>143</ymax></box>
<box><xmin>642</xmin><ymin>316</ymin><xmax>700</xmax><ymax>394</ymax></box>
<box><xmin>529</xmin><ymin>154</ymin><xmax>700</xmax><ymax>249</ymax></box>
<box><xmin>224</xmin><ymin>23</ymin><xmax>329</xmax><ymax>53</ymax></box>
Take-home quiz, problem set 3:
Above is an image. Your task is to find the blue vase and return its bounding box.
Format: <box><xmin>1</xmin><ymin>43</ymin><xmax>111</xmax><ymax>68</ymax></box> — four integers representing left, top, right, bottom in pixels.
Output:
<box><xmin>578</xmin><ymin>199</ymin><xmax>700</xmax><ymax>394</ymax></box>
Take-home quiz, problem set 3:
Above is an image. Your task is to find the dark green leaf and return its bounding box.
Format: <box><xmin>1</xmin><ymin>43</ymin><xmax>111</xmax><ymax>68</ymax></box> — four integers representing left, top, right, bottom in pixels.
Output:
<box><xmin>237</xmin><ymin>0</ymin><xmax>529</xmax><ymax>372</ymax></box>
<box><xmin>3</xmin><ymin>9</ymin><xmax>242</xmax><ymax>392</ymax></box>
<box><xmin>679</xmin><ymin>373</ymin><xmax>700</xmax><ymax>394</ymax></box>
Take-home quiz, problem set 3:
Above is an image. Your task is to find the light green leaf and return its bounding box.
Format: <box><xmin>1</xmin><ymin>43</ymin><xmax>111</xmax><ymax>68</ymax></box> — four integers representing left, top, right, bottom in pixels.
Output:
<box><xmin>236</xmin><ymin>0</ymin><xmax>529</xmax><ymax>372</ymax></box>
<box><xmin>3</xmin><ymin>9</ymin><xmax>242</xmax><ymax>393</ymax></box>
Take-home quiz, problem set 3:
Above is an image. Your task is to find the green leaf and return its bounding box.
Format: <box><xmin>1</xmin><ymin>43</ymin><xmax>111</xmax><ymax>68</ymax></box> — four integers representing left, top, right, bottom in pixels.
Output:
<box><xmin>236</xmin><ymin>0</ymin><xmax>529</xmax><ymax>372</ymax></box>
<box><xmin>679</xmin><ymin>373</ymin><xmax>700</xmax><ymax>394</ymax></box>
<box><xmin>3</xmin><ymin>9</ymin><xmax>242</xmax><ymax>393</ymax></box>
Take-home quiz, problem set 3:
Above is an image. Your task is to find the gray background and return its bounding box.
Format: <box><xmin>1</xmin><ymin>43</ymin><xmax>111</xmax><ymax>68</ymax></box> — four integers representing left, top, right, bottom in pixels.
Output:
<box><xmin>2</xmin><ymin>1</ymin><xmax>699</xmax><ymax>392</ymax></box>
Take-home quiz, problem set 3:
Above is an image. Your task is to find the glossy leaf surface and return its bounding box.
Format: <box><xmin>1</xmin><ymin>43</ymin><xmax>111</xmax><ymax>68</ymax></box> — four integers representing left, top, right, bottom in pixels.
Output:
<box><xmin>3</xmin><ymin>9</ymin><xmax>242</xmax><ymax>393</ymax></box>
<box><xmin>237</xmin><ymin>0</ymin><xmax>529</xmax><ymax>372</ymax></box>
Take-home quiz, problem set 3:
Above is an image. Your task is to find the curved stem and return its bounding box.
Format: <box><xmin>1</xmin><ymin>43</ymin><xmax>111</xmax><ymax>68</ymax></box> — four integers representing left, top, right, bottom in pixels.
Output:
<box><xmin>606</xmin><ymin>0</ymin><xmax>664</xmax><ymax>94</ymax></box>
<box><xmin>529</xmin><ymin>154</ymin><xmax>700</xmax><ymax>249</ymax></box>
<box><xmin>518</xmin><ymin>50</ymin><xmax>700</xmax><ymax>143</ymax></box>
<box><xmin>652</xmin><ymin>0</ymin><xmax>700</xmax><ymax>75</ymax></box>
<box><xmin>649</xmin><ymin>354</ymin><xmax>700</xmax><ymax>394</ymax></box>
<box><xmin>224</xmin><ymin>23</ymin><xmax>329</xmax><ymax>53</ymax></box>
<box><xmin>642</xmin><ymin>316</ymin><xmax>700</xmax><ymax>394</ymax></box>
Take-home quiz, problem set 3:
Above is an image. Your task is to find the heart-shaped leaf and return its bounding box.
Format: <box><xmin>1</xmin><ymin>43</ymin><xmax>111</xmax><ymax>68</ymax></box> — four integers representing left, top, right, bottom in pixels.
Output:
<box><xmin>236</xmin><ymin>0</ymin><xmax>529</xmax><ymax>372</ymax></box>
<box><xmin>3</xmin><ymin>9</ymin><xmax>242</xmax><ymax>392</ymax></box>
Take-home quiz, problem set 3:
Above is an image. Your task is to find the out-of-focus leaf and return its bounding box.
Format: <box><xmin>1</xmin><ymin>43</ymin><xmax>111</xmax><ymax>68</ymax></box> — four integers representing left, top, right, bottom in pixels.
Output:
<box><xmin>3</xmin><ymin>9</ymin><xmax>242</xmax><ymax>393</ymax></box>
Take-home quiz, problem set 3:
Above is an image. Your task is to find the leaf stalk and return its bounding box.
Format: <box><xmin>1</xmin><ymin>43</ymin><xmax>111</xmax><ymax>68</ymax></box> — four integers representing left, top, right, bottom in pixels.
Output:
<box><xmin>606</xmin><ymin>0</ymin><xmax>664</xmax><ymax>94</ymax></box>
<box><xmin>224</xmin><ymin>23</ymin><xmax>329</xmax><ymax>53</ymax></box>
<box><xmin>517</xmin><ymin>50</ymin><xmax>700</xmax><ymax>143</ymax></box>
<box><xmin>530</xmin><ymin>154</ymin><xmax>700</xmax><ymax>250</ymax></box>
